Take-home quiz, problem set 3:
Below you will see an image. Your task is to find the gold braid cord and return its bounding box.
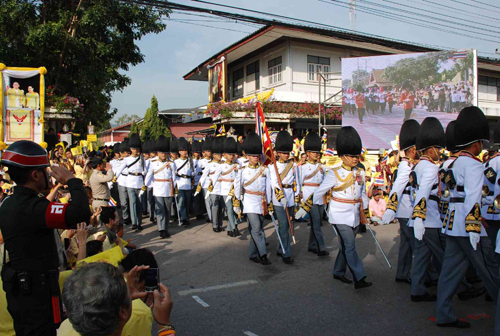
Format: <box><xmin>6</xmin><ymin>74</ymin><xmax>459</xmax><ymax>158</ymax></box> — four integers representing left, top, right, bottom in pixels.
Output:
<box><xmin>207</xmin><ymin>180</ymin><xmax>214</xmax><ymax>192</ymax></box>
<box><xmin>228</xmin><ymin>185</ymin><xmax>235</xmax><ymax>197</ymax></box>
<box><xmin>412</xmin><ymin>198</ymin><xmax>427</xmax><ymax>220</ymax></box>
<box><xmin>386</xmin><ymin>193</ymin><xmax>398</xmax><ymax>212</ymax></box>
<box><xmin>195</xmin><ymin>183</ymin><xmax>202</xmax><ymax>193</ymax></box>
<box><xmin>448</xmin><ymin>210</ymin><xmax>455</xmax><ymax>231</ymax></box>
<box><xmin>274</xmin><ymin>187</ymin><xmax>285</xmax><ymax>202</ymax></box>
<box><xmin>465</xmin><ymin>203</ymin><xmax>482</xmax><ymax>233</ymax></box>
<box><xmin>301</xmin><ymin>194</ymin><xmax>314</xmax><ymax>213</ymax></box>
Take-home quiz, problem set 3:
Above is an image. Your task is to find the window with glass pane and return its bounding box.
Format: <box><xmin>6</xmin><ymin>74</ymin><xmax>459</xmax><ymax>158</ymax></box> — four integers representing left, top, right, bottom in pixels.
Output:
<box><xmin>308</xmin><ymin>55</ymin><xmax>331</xmax><ymax>82</ymax></box>
<box><xmin>246</xmin><ymin>61</ymin><xmax>260</xmax><ymax>91</ymax></box>
<box><xmin>233</xmin><ymin>68</ymin><xmax>244</xmax><ymax>98</ymax></box>
<box><xmin>268</xmin><ymin>56</ymin><xmax>282</xmax><ymax>86</ymax></box>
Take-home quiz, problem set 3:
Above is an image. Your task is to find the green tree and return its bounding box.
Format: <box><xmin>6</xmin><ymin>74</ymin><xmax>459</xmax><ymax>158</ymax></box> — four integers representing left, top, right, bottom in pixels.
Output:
<box><xmin>140</xmin><ymin>95</ymin><xmax>171</xmax><ymax>141</ymax></box>
<box><xmin>130</xmin><ymin>120</ymin><xmax>140</xmax><ymax>135</ymax></box>
<box><xmin>114</xmin><ymin>114</ymin><xmax>141</xmax><ymax>127</ymax></box>
<box><xmin>0</xmin><ymin>0</ymin><xmax>170</xmax><ymax>133</ymax></box>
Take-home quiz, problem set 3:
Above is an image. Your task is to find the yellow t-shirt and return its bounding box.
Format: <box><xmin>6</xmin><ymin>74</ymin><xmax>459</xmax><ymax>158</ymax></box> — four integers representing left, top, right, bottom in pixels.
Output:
<box><xmin>58</xmin><ymin>299</ymin><xmax>153</xmax><ymax>336</ymax></box>
<box><xmin>74</xmin><ymin>165</ymin><xmax>91</xmax><ymax>183</ymax></box>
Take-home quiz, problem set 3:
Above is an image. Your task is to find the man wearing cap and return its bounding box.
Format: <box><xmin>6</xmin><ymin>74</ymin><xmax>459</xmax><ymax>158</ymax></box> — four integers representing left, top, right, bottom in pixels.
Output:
<box><xmin>382</xmin><ymin>119</ymin><xmax>420</xmax><ymax>284</ymax></box>
<box><xmin>234</xmin><ymin>132</ymin><xmax>271</xmax><ymax>265</ymax></box>
<box><xmin>437</xmin><ymin>107</ymin><xmax>500</xmax><ymax>329</ymax></box>
<box><xmin>196</xmin><ymin>138</ymin><xmax>213</xmax><ymax>223</ymax></box>
<box><xmin>296</xmin><ymin>131</ymin><xmax>328</xmax><ymax>257</ymax></box>
<box><xmin>174</xmin><ymin>138</ymin><xmax>194</xmax><ymax>227</ymax></box>
<box><xmin>211</xmin><ymin>137</ymin><xmax>240</xmax><ymax>236</ymax></box>
<box><xmin>145</xmin><ymin>136</ymin><xmax>176</xmax><ymax>239</ymax></box>
<box><xmin>313</xmin><ymin>126</ymin><xmax>372</xmax><ymax>289</ymax></box>
<box><xmin>89</xmin><ymin>156</ymin><xmax>114</xmax><ymax>211</ymax></box>
<box><xmin>117</xmin><ymin>134</ymin><xmax>145</xmax><ymax>230</ymax></box>
<box><xmin>269</xmin><ymin>130</ymin><xmax>300</xmax><ymax>265</ymax></box>
<box><xmin>0</xmin><ymin>140</ymin><xmax>91</xmax><ymax>335</ymax></box>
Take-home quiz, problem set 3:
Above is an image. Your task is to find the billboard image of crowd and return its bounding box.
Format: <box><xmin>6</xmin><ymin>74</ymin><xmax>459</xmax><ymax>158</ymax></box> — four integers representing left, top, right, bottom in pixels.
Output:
<box><xmin>341</xmin><ymin>50</ymin><xmax>477</xmax><ymax>149</ymax></box>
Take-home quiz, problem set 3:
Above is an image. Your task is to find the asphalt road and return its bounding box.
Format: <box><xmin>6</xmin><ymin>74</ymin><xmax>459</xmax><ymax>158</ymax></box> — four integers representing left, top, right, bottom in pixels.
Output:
<box><xmin>127</xmin><ymin>215</ymin><xmax>496</xmax><ymax>336</ymax></box>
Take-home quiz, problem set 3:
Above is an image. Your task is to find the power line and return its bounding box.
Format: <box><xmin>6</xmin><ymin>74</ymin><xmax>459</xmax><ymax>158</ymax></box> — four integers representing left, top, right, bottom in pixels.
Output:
<box><xmin>450</xmin><ymin>0</ymin><xmax>500</xmax><ymax>14</ymax></box>
<box><xmin>470</xmin><ymin>0</ymin><xmax>500</xmax><ymax>10</ymax></box>
<box><xmin>321</xmin><ymin>0</ymin><xmax>500</xmax><ymax>43</ymax></box>
<box><xmin>417</xmin><ymin>0</ymin><xmax>500</xmax><ymax>24</ymax></box>
<box><xmin>166</xmin><ymin>20</ymin><xmax>253</xmax><ymax>34</ymax></box>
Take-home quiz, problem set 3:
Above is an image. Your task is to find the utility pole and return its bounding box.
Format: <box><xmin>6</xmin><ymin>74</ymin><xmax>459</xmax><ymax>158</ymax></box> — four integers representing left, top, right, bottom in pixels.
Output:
<box><xmin>350</xmin><ymin>0</ymin><xmax>357</xmax><ymax>31</ymax></box>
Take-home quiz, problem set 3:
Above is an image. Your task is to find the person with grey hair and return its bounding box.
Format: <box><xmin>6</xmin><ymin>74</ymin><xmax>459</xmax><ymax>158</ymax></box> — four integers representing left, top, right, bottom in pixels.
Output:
<box><xmin>61</xmin><ymin>262</ymin><xmax>174</xmax><ymax>336</ymax></box>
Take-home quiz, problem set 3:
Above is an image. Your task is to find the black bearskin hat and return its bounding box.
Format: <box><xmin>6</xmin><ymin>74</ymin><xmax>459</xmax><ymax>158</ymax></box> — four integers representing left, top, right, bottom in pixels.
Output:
<box><xmin>192</xmin><ymin>141</ymin><xmax>202</xmax><ymax>153</ymax></box>
<box><xmin>237</xmin><ymin>142</ymin><xmax>243</xmax><ymax>156</ymax></box>
<box><xmin>223</xmin><ymin>137</ymin><xmax>237</xmax><ymax>154</ymax></box>
<box><xmin>156</xmin><ymin>136</ymin><xmax>169</xmax><ymax>153</ymax></box>
<box><xmin>304</xmin><ymin>131</ymin><xmax>322</xmax><ymax>153</ymax></box>
<box><xmin>416</xmin><ymin>117</ymin><xmax>445</xmax><ymax>151</ymax></box>
<box><xmin>455</xmin><ymin>106</ymin><xmax>489</xmax><ymax>147</ymax></box>
<box><xmin>244</xmin><ymin>132</ymin><xmax>262</xmax><ymax>156</ymax></box>
<box><xmin>120</xmin><ymin>141</ymin><xmax>130</xmax><ymax>153</ymax></box>
<box><xmin>445</xmin><ymin>120</ymin><xmax>457</xmax><ymax>153</ymax></box>
<box><xmin>129</xmin><ymin>133</ymin><xmax>141</xmax><ymax>149</ymax></box>
<box><xmin>212</xmin><ymin>137</ymin><xmax>224</xmax><ymax>154</ymax></box>
<box><xmin>202</xmin><ymin>138</ymin><xmax>212</xmax><ymax>152</ymax></box>
<box><xmin>336</xmin><ymin>126</ymin><xmax>362</xmax><ymax>156</ymax></box>
<box><xmin>170</xmin><ymin>139</ymin><xmax>178</xmax><ymax>154</ymax></box>
<box><xmin>399</xmin><ymin>119</ymin><xmax>420</xmax><ymax>151</ymax></box>
<box><xmin>274</xmin><ymin>131</ymin><xmax>293</xmax><ymax>153</ymax></box>
<box><xmin>178</xmin><ymin>138</ymin><xmax>189</xmax><ymax>151</ymax></box>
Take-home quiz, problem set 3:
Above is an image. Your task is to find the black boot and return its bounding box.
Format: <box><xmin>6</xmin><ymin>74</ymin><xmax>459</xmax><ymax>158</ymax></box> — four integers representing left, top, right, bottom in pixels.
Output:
<box><xmin>160</xmin><ymin>230</ymin><xmax>166</xmax><ymax>239</ymax></box>
<box><xmin>233</xmin><ymin>228</ymin><xmax>241</xmax><ymax>237</ymax></box>
<box><xmin>354</xmin><ymin>278</ymin><xmax>373</xmax><ymax>289</ymax></box>
<box><xmin>227</xmin><ymin>230</ymin><xmax>234</xmax><ymax>237</ymax></box>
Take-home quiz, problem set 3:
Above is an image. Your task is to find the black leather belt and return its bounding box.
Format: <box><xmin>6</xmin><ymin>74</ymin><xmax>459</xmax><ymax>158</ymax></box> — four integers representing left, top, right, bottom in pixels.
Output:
<box><xmin>129</xmin><ymin>172</ymin><xmax>142</xmax><ymax>176</ymax></box>
<box><xmin>402</xmin><ymin>190</ymin><xmax>411</xmax><ymax>195</ymax></box>
<box><xmin>94</xmin><ymin>198</ymin><xmax>109</xmax><ymax>202</ymax></box>
<box><xmin>197</xmin><ymin>172</ymin><xmax>203</xmax><ymax>175</ymax></box>
<box><xmin>121</xmin><ymin>174</ymin><xmax>128</xmax><ymax>176</ymax></box>
<box><xmin>282</xmin><ymin>184</ymin><xmax>293</xmax><ymax>188</ymax></box>
<box><xmin>457</xmin><ymin>185</ymin><xmax>464</xmax><ymax>192</ymax></box>
<box><xmin>450</xmin><ymin>197</ymin><xmax>465</xmax><ymax>203</ymax></box>
<box><xmin>177</xmin><ymin>174</ymin><xmax>191</xmax><ymax>178</ymax></box>
<box><xmin>487</xmin><ymin>191</ymin><xmax>494</xmax><ymax>196</ymax></box>
<box><xmin>429</xmin><ymin>195</ymin><xmax>440</xmax><ymax>202</ymax></box>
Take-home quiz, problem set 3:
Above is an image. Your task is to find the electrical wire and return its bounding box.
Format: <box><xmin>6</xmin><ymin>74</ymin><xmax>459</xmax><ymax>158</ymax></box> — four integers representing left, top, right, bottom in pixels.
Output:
<box><xmin>470</xmin><ymin>0</ymin><xmax>500</xmax><ymax>10</ymax></box>
<box><xmin>417</xmin><ymin>0</ymin><xmax>500</xmax><ymax>24</ymax></box>
<box><xmin>165</xmin><ymin>19</ymin><xmax>254</xmax><ymax>34</ymax></box>
<box><xmin>450</xmin><ymin>0</ymin><xmax>500</xmax><ymax>14</ymax></box>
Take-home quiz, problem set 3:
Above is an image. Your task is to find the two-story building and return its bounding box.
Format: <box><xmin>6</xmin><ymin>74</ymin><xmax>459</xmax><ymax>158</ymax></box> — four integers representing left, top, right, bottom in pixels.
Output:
<box><xmin>184</xmin><ymin>23</ymin><xmax>500</xmax><ymax>141</ymax></box>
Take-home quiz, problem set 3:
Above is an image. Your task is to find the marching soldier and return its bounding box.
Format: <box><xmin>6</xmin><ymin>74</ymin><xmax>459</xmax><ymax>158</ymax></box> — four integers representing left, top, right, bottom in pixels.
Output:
<box><xmin>269</xmin><ymin>131</ymin><xmax>300</xmax><ymax>265</ymax></box>
<box><xmin>119</xmin><ymin>133</ymin><xmax>145</xmax><ymax>231</ymax></box>
<box><xmin>439</xmin><ymin>121</ymin><xmax>458</xmax><ymax>224</ymax></box>
<box><xmin>296</xmin><ymin>131</ymin><xmax>329</xmax><ymax>256</ymax></box>
<box><xmin>145</xmin><ymin>140</ymin><xmax>157</xmax><ymax>223</ymax></box>
<box><xmin>207</xmin><ymin>137</ymin><xmax>225</xmax><ymax>232</ymax></box>
<box><xmin>89</xmin><ymin>156</ymin><xmax>114</xmax><ymax>211</ymax></box>
<box><xmin>382</xmin><ymin>119</ymin><xmax>420</xmax><ymax>284</ymax></box>
<box><xmin>197</xmin><ymin>138</ymin><xmax>213</xmax><ymax>223</ymax></box>
<box><xmin>145</xmin><ymin>136</ymin><xmax>176</xmax><ymax>239</ymax></box>
<box><xmin>313</xmin><ymin>126</ymin><xmax>372</xmax><ymax>289</ymax></box>
<box><xmin>212</xmin><ymin>137</ymin><xmax>240</xmax><ymax>237</ymax></box>
<box><xmin>116</xmin><ymin>141</ymin><xmax>131</xmax><ymax>225</ymax></box>
<box><xmin>234</xmin><ymin>132</ymin><xmax>271</xmax><ymax>265</ymax></box>
<box><xmin>483</xmin><ymin>120</ymin><xmax>500</xmax><ymax>251</ymax></box>
<box><xmin>237</xmin><ymin>142</ymin><xmax>248</xmax><ymax>168</ymax></box>
<box><xmin>0</xmin><ymin>140</ymin><xmax>91</xmax><ymax>335</ymax></box>
<box><xmin>191</xmin><ymin>141</ymin><xmax>204</xmax><ymax>220</ymax></box>
<box><xmin>437</xmin><ymin>107</ymin><xmax>500</xmax><ymax>329</ymax></box>
<box><xmin>109</xmin><ymin>143</ymin><xmax>122</xmax><ymax>219</ymax></box>
<box><xmin>174</xmin><ymin>138</ymin><xmax>194</xmax><ymax>227</ymax></box>
<box><xmin>169</xmin><ymin>139</ymin><xmax>179</xmax><ymax>222</ymax></box>
<box><xmin>408</xmin><ymin>117</ymin><xmax>447</xmax><ymax>302</ymax></box>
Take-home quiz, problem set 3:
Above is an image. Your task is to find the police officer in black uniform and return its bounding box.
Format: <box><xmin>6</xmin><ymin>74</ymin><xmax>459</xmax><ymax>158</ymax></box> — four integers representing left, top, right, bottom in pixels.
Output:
<box><xmin>0</xmin><ymin>140</ymin><xmax>91</xmax><ymax>336</ymax></box>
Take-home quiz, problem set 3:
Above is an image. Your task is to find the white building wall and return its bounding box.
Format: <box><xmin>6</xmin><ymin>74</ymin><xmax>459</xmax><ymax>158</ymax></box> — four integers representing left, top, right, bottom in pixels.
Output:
<box><xmin>478</xmin><ymin>84</ymin><xmax>500</xmax><ymax>116</ymax></box>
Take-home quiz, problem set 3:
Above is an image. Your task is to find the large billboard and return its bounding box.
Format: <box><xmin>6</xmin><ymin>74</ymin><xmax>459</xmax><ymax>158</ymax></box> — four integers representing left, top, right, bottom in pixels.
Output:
<box><xmin>341</xmin><ymin>50</ymin><xmax>477</xmax><ymax>149</ymax></box>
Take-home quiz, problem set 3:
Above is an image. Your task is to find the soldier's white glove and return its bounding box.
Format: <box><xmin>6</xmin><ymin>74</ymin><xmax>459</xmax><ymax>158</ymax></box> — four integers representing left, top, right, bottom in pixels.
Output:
<box><xmin>279</xmin><ymin>197</ymin><xmax>287</xmax><ymax>208</ymax></box>
<box><xmin>413</xmin><ymin>217</ymin><xmax>425</xmax><ymax>241</ymax></box>
<box><xmin>138</xmin><ymin>189</ymin><xmax>145</xmax><ymax>198</ymax></box>
<box><xmin>193</xmin><ymin>191</ymin><xmax>199</xmax><ymax>197</ymax></box>
<box><xmin>234</xmin><ymin>206</ymin><xmax>241</xmax><ymax>215</ymax></box>
<box><xmin>295</xmin><ymin>208</ymin><xmax>307</xmax><ymax>220</ymax></box>
<box><xmin>469</xmin><ymin>232</ymin><xmax>480</xmax><ymax>250</ymax></box>
<box><xmin>382</xmin><ymin>209</ymin><xmax>395</xmax><ymax>225</ymax></box>
<box><xmin>204</xmin><ymin>190</ymin><xmax>211</xmax><ymax>199</ymax></box>
<box><xmin>225</xmin><ymin>195</ymin><xmax>231</xmax><ymax>203</ymax></box>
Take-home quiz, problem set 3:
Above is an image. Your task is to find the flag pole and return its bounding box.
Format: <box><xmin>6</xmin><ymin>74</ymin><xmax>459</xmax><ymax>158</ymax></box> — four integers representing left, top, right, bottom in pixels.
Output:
<box><xmin>256</xmin><ymin>102</ymin><xmax>296</xmax><ymax>244</ymax></box>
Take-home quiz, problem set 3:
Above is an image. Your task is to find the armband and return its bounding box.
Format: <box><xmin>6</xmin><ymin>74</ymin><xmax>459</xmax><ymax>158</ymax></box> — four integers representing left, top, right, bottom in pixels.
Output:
<box><xmin>45</xmin><ymin>202</ymin><xmax>69</xmax><ymax>229</ymax></box>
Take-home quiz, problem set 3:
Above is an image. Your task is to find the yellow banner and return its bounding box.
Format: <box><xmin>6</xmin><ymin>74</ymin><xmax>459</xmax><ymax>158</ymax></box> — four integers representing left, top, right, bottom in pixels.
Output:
<box><xmin>6</xmin><ymin>109</ymin><xmax>33</xmax><ymax>142</ymax></box>
<box><xmin>87</xmin><ymin>134</ymin><xmax>97</xmax><ymax>142</ymax></box>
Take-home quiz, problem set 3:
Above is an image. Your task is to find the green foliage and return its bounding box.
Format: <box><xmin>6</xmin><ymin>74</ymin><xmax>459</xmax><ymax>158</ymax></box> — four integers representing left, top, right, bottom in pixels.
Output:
<box><xmin>140</xmin><ymin>95</ymin><xmax>171</xmax><ymax>141</ymax></box>
<box><xmin>0</xmin><ymin>0</ymin><xmax>170</xmax><ymax>133</ymax></box>
<box><xmin>130</xmin><ymin>120</ymin><xmax>140</xmax><ymax>135</ymax></box>
<box><xmin>351</xmin><ymin>69</ymin><xmax>370</xmax><ymax>87</ymax></box>
<box><xmin>114</xmin><ymin>113</ymin><xmax>141</xmax><ymax>127</ymax></box>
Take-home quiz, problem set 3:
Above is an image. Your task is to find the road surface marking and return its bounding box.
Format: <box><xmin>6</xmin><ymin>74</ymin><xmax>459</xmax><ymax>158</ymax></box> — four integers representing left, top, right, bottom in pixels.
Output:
<box><xmin>179</xmin><ymin>280</ymin><xmax>258</xmax><ymax>296</ymax></box>
<box><xmin>192</xmin><ymin>295</ymin><xmax>209</xmax><ymax>307</ymax></box>
<box><xmin>244</xmin><ymin>332</ymin><xmax>259</xmax><ymax>336</ymax></box>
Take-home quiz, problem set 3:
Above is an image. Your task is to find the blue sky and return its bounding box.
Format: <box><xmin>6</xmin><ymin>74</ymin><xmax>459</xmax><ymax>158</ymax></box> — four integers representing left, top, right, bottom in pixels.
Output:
<box><xmin>110</xmin><ymin>0</ymin><xmax>500</xmax><ymax>121</ymax></box>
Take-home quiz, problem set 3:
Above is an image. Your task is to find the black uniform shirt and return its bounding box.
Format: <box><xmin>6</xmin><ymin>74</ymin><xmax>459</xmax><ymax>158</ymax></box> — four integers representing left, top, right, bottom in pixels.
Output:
<box><xmin>0</xmin><ymin>178</ymin><xmax>91</xmax><ymax>272</ymax></box>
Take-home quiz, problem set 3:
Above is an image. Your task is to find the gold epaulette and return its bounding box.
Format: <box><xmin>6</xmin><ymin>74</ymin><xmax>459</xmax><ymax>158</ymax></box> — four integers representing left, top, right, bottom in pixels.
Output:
<box><xmin>412</xmin><ymin>198</ymin><xmax>427</xmax><ymax>220</ymax></box>
<box><xmin>465</xmin><ymin>203</ymin><xmax>482</xmax><ymax>233</ymax></box>
<box><xmin>386</xmin><ymin>193</ymin><xmax>398</xmax><ymax>212</ymax></box>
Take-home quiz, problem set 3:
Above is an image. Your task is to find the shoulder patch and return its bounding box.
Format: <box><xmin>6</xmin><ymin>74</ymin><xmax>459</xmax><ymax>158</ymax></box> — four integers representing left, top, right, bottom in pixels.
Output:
<box><xmin>45</xmin><ymin>202</ymin><xmax>69</xmax><ymax>229</ymax></box>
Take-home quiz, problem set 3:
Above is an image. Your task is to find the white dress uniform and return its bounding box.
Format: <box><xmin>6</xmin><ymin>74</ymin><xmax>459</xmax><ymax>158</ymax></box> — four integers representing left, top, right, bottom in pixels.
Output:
<box><xmin>313</xmin><ymin>164</ymin><xmax>369</xmax><ymax>282</ymax></box>
<box><xmin>299</xmin><ymin>160</ymin><xmax>327</xmax><ymax>253</ymax></box>
<box><xmin>197</xmin><ymin>159</ymin><xmax>221</xmax><ymax>228</ymax></box>
<box><xmin>234</xmin><ymin>163</ymin><xmax>271</xmax><ymax>259</ymax></box>
<box><xmin>145</xmin><ymin>159</ymin><xmax>176</xmax><ymax>233</ymax></box>
<box><xmin>482</xmin><ymin>154</ymin><xmax>500</xmax><ymax>248</ymax></box>
<box><xmin>437</xmin><ymin>152</ymin><xmax>500</xmax><ymax>325</ymax></box>
<box><xmin>173</xmin><ymin>158</ymin><xmax>194</xmax><ymax>223</ymax></box>
<box><xmin>211</xmin><ymin>160</ymin><xmax>240</xmax><ymax>232</ymax></box>
<box><xmin>197</xmin><ymin>157</ymin><xmax>213</xmax><ymax>221</ymax></box>
<box><xmin>409</xmin><ymin>156</ymin><xmax>446</xmax><ymax>297</ymax></box>
<box><xmin>146</xmin><ymin>156</ymin><xmax>157</xmax><ymax>220</ymax></box>
<box><xmin>269</xmin><ymin>160</ymin><xmax>300</xmax><ymax>259</ymax></box>
<box><xmin>439</xmin><ymin>157</ymin><xmax>457</xmax><ymax>221</ymax></box>
<box><xmin>114</xmin><ymin>158</ymin><xmax>130</xmax><ymax>223</ymax></box>
<box><xmin>120</xmin><ymin>155</ymin><xmax>146</xmax><ymax>227</ymax></box>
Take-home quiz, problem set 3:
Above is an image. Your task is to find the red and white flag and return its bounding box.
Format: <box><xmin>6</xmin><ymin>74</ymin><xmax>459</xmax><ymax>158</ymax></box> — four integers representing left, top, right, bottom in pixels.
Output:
<box><xmin>255</xmin><ymin>102</ymin><xmax>273</xmax><ymax>166</ymax></box>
